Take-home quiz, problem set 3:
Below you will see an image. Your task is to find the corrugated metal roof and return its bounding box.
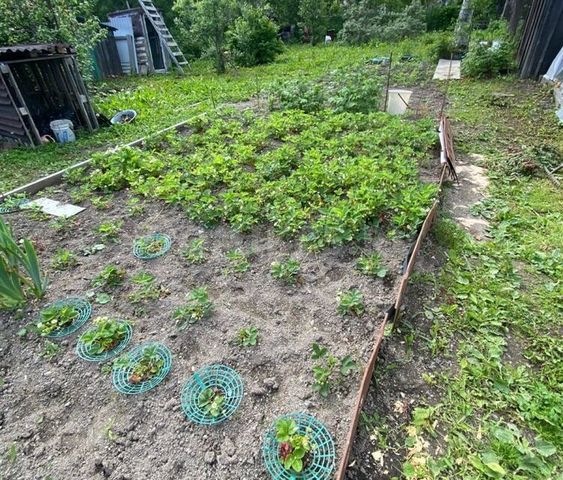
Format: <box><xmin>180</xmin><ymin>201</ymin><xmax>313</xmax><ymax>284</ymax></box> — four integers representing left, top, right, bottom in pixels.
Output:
<box><xmin>0</xmin><ymin>43</ymin><xmax>75</xmax><ymax>61</ymax></box>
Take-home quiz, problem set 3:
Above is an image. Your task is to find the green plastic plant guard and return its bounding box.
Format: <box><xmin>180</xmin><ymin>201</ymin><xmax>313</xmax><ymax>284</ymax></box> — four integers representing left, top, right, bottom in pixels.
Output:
<box><xmin>262</xmin><ymin>413</ymin><xmax>335</xmax><ymax>480</ymax></box>
<box><xmin>41</xmin><ymin>297</ymin><xmax>92</xmax><ymax>338</ymax></box>
<box><xmin>75</xmin><ymin>321</ymin><xmax>132</xmax><ymax>362</ymax></box>
<box><xmin>112</xmin><ymin>342</ymin><xmax>172</xmax><ymax>394</ymax></box>
<box><xmin>0</xmin><ymin>197</ymin><xmax>29</xmax><ymax>214</ymax></box>
<box><xmin>181</xmin><ymin>364</ymin><xmax>243</xmax><ymax>425</ymax></box>
<box><xmin>133</xmin><ymin>233</ymin><xmax>171</xmax><ymax>260</ymax></box>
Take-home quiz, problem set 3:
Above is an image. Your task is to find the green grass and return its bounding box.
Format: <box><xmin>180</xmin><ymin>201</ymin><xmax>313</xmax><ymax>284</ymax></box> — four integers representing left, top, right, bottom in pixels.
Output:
<box><xmin>399</xmin><ymin>78</ymin><xmax>562</xmax><ymax>479</ymax></box>
<box><xmin>0</xmin><ymin>33</ymin><xmax>448</xmax><ymax>192</ymax></box>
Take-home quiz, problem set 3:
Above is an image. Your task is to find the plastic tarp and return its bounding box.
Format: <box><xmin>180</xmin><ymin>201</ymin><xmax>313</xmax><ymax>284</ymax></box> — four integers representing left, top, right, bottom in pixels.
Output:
<box><xmin>544</xmin><ymin>45</ymin><xmax>563</xmax><ymax>81</ymax></box>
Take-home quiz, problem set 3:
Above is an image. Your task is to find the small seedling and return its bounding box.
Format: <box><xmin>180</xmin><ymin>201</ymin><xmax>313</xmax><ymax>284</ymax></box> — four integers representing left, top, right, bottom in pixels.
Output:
<box><xmin>80</xmin><ymin>317</ymin><xmax>128</xmax><ymax>355</ymax></box>
<box><xmin>237</xmin><ymin>326</ymin><xmax>258</xmax><ymax>347</ymax></box>
<box><xmin>276</xmin><ymin>418</ymin><xmax>313</xmax><ymax>473</ymax></box>
<box><xmin>37</xmin><ymin>304</ymin><xmax>78</xmax><ymax>336</ymax></box>
<box><xmin>96</xmin><ymin>221</ymin><xmax>123</xmax><ymax>241</ymax></box>
<box><xmin>126</xmin><ymin>197</ymin><xmax>145</xmax><ymax>217</ymax></box>
<box><xmin>337</xmin><ymin>289</ymin><xmax>365</xmax><ymax>316</ymax></box>
<box><xmin>51</xmin><ymin>249</ymin><xmax>78</xmax><ymax>270</ymax></box>
<box><xmin>198</xmin><ymin>388</ymin><xmax>226</xmax><ymax>417</ymax></box>
<box><xmin>25</xmin><ymin>204</ymin><xmax>50</xmax><ymax>221</ymax></box>
<box><xmin>356</xmin><ymin>253</ymin><xmax>388</xmax><ymax>278</ymax></box>
<box><xmin>92</xmin><ymin>264</ymin><xmax>126</xmax><ymax>289</ymax></box>
<box><xmin>49</xmin><ymin>216</ymin><xmax>76</xmax><ymax>233</ymax></box>
<box><xmin>225</xmin><ymin>249</ymin><xmax>250</xmax><ymax>274</ymax></box>
<box><xmin>182</xmin><ymin>239</ymin><xmax>207</xmax><ymax>264</ymax></box>
<box><xmin>116</xmin><ymin>345</ymin><xmax>164</xmax><ymax>384</ymax></box>
<box><xmin>311</xmin><ymin>342</ymin><xmax>357</xmax><ymax>397</ymax></box>
<box><xmin>137</xmin><ymin>236</ymin><xmax>166</xmax><ymax>255</ymax></box>
<box><xmin>91</xmin><ymin>195</ymin><xmax>112</xmax><ymax>210</ymax></box>
<box><xmin>69</xmin><ymin>185</ymin><xmax>92</xmax><ymax>203</ymax></box>
<box><xmin>173</xmin><ymin>287</ymin><xmax>213</xmax><ymax>329</ymax></box>
<box><xmin>6</xmin><ymin>442</ymin><xmax>17</xmax><ymax>463</ymax></box>
<box><xmin>103</xmin><ymin>419</ymin><xmax>116</xmax><ymax>442</ymax></box>
<box><xmin>271</xmin><ymin>258</ymin><xmax>300</xmax><ymax>285</ymax></box>
<box><xmin>42</xmin><ymin>340</ymin><xmax>61</xmax><ymax>360</ymax></box>
<box><xmin>128</xmin><ymin>272</ymin><xmax>166</xmax><ymax>305</ymax></box>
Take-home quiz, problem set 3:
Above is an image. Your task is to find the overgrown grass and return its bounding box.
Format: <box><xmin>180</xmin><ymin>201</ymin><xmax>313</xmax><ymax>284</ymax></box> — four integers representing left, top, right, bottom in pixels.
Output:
<box><xmin>0</xmin><ymin>33</ymin><xmax>449</xmax><ymax>192</ymax></box>
<box><xmin>398</xmin><ymin>79</ymin><xmax>562</xmax><ymax>478</ymax></box>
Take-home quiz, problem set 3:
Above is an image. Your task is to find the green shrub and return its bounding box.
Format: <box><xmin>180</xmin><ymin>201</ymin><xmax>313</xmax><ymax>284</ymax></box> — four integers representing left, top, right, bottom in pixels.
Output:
<box><xmin>462</xmin><ymin>21</ymin><xmax>516</xmax><ymax>78</ymax></box>
<box><xmin>268</xmin><ymin>79</ymin><xmax>326</xmax><ymax>113</ymax></box>
<box><xmin>228</xmin><ymin>6</ymin><xmax>284</xmax><ymax>67</ymax></box>
<box><xmin>425</xmin><ymin>2</ymin><xmax>459</xmax><ymax>31</ymax></box>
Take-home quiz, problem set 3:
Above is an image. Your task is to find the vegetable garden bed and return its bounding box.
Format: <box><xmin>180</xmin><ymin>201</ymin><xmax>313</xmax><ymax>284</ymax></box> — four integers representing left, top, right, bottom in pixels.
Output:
<box><xmin>0</xmin><ymin>105</ymin><xmax>442</xmax><ymax>479</ymax></box>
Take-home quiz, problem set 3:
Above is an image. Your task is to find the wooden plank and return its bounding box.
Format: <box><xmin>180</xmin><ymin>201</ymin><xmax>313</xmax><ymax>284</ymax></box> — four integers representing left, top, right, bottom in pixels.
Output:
<box><xmin>61</xmin><ymin>57</ymin><xmax>93</xmax><ymax>131</ymax></box>
<box><xmin>70</xmin><ymin>57</ymin><xmax>99</xmax><ymax>129</ymax></box>
<box><xmin>0</xmin><ymin>68</ymin><xmax>35</xmax><ymax>145</ymax></box>
<box><xmin>2</xmin><ymin>63</ymin><xmax>41</xmax><ymax>144</ymax></box>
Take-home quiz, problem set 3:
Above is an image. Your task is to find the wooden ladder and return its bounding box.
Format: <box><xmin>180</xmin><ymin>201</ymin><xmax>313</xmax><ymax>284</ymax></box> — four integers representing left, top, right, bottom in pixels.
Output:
<box><xmin>137</xmin><ymin>0</ymin><xmax>189</xmax><ymax>73</ymax></box>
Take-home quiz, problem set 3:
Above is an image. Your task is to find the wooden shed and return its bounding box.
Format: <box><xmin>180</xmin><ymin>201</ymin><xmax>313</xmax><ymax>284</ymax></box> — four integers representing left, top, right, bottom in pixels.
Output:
<box><xmin>0</xmin><ymin>43</ymin><xmax>98</xmax><ymax>147</ymax></box>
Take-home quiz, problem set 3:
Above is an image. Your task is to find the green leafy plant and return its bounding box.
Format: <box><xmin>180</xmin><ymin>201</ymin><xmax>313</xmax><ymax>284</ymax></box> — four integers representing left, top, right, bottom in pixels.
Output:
<box><xmin>356</xmin><ymin>253</ymin><xmax>387</xmax><ymax>278</ymax></box>
<box><xmin>198</xmin><ymin>388</ymin><xmax>226</xmax><ymax>418</ymax></box>
<box><xmin>173</xmin><ymin>287</ymin><xmax>213</xmax><ymax>329</ymax></box>
<box><xmin>0</xmin><ymin>218</ymin><xmax>46</xmax><ymax>309</ymax></box>
<box><xmin>92</xmin><ymin>264</ymin><xmax>126</xmax><ymax>289</ymax></box>
<box><xmin>128</xmin><ymin>271</ymin><xmax>166</xmax><ymax>306</ymax></box>
<box><xmin>37</xmin><ymin>304</ymin><xmax>77</xmax><ymax>336</ymax></box>
<box><xmin>41</xmin><ymin>340</ymin><xmax>61</xmax><ymax>360</ymax></box>
<box><xmin>237</xmin><ymin>326</ymin><xmax>258</xmax><ymax>347</ymax></box>
<box><xmin>271</xmin><ymin>258</ymin><xmax>300</xmax><ymax>285</ymax></box>
<box><xmin>182</xmin><ymin>239</ymin><xmax>207</xmax><ymax>264</ymax></box>
<box><xmin>126</xmin><ymin>197</ymin><xmax>145</xmax><ymax>217</ymax></box>
<box><xmin>80</xmin><ymin>317</ymin><xmax>128</xmax><ymax>355</ymax></box>
<box><xmin>137</xmin><ymin>236</ymin><xmax>166</xmax><ymax>255</ymax></box>
<box><xmin>0</xmin><ymin>193</ymin><xmax>27</xmax><ymax>211</ymax></box>
<box><xmin>122</xmin><ymin>345</ymin><xmax>164</xmax><ymax>384</ymax></box>
<box><xmin>276</xmin><ymin>418</ymin><xmax>313</xmax><ymax>473</ymax></box>
<box><xmin>225</xmin><ymin>249</ymin><xmax>250</xmax><ymax>274</ymax></box>
<box><xmin>51</xmin><ymin>249</ymin><xmax>78</xmax><ymax>271</ymax></box>
<box><xmin>96</xmin><ymin>221</ymin><xmax>123</xmax><ymax>241</ymax></box>
<box><xmin>311</xmin><ymin>342</ymin><xmax>357</xmax><ymax>397</ymax></box>
<box><xmin>25</xmin><ymin>204</ymin><xmax>50</xmax><ymax>222</ymax></box>
<box><xmin>337</xmin><ymin>288</ymin><xmax>365</xmax><ymax>316</ymax></box>
<box><xmin>91</xmin><ymin>195</ymin><xmax>112</xmax><ymax>210</ymax></box>
<box><xmin>49</xmin><ymin>216</ymin><xmax>76</xmax><ymax>233</ymax></box>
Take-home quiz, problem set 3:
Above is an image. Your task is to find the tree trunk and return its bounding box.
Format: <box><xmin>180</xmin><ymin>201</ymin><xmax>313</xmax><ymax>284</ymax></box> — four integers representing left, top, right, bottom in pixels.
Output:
<box><xmin>454</xmin><ymin>0</ymin><xmax>473</xmax><ymax>53</ymax></box>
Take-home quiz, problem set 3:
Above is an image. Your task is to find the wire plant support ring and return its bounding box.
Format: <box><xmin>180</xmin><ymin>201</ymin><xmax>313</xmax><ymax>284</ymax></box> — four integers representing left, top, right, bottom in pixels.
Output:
<box><xmin>41</xmin><ymin>297</ymin><xmax>92</xmax><ymax>338</ymax></box>
<box><xmin>112</xmin><ymin>342</ymin><xmax>172</xmax><ymax>394</ymax></box>
<box><xmin>262</xmin><ymin>413</ymin><xmax>335</xmax><ymax>480</ymax></box>
<box><xmin>181</xmin><ymin>364</ymin><xmax>244</xmax><ymax>425</ymax></box>
<box><xmin>76</xmin><ymin>321</ymin><xmax>132</xmax><ymax>362</ymax></box>
<box><xmin>0</xmin><ymin>197</ymin><xmax>29</xmax><ymax>214</ymax></box>
<box><xmin>133</xmin><ymin>233</ymin><xmax>172</xmax><ymax>260</ymax></box>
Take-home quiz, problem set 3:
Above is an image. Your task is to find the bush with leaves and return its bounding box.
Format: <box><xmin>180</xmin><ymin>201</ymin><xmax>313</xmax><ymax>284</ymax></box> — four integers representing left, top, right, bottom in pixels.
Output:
<box><xmin>228</xmin><ymin>6</ymin><xmax>284</xmax><ymax>67</ymax></box>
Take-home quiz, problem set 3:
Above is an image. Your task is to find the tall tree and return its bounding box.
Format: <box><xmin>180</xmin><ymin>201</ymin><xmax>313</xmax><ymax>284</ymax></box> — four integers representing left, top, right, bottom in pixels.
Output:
<box><xmin>454</xmin><ymin>0</ymin><xmax>473</xmax><ymax>52</ymax></box>
<box><xmin>178</xmin><ymin>0</ymin><xmax>237</xmax><ymax>73</ymax></box>
<box><xmin>298</xmin><ymin>0</ymin><xmax>328</xmax><ymax>44</ymax></box>
<box><xmin>0</xmin><ymin>0</ymin><xmax>104</xmax><ymax>76</ymax></box>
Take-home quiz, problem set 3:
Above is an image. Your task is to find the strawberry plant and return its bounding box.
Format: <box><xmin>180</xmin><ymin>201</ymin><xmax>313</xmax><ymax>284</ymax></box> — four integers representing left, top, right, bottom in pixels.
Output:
<box><xmin>96</xmin><ymin>221</ymin><xmax>123</xmax><ymax>242</ymax></box>
<box><xmin>92</xmin><ymin>264</ymin><xmax>126</xmax><ymax>289</ymax></box>
<box><xmin>270</xmin><ymin>258</ymin><xmax>300</xmax><ymax>285</ymax></box>
<box><xmin>49</xmin><ymin>216</ymin><xmax>76</xmax><ymax>234</ymax></box>
<box><xmin>225</xmin><ymin>249</ymin><xmax>250</xmax><ymax>274</ymax></box>
<box><xmin>126</xmin><ymin>197</ymin><xmax>145</xmax><ymax>217</ymax></box>
<box><xmin>311</xmin><ymin>342</ymin><xmax>357</xmax><ymax>397</ymax></box>
<box><xmin>119</xmin><ymin>345</ymin><xmax>164</xmax><ymax>384</ymax></box>
<box><xmin>137</xmin><ymin>237</ymin><xmax>166</xmax><ymax>255</ymax></box>
<box><xmin>198</xmin><ymin>388</ymin><xmax>226</xmax><ymax>417</ymax></box>
<box><xmin>91</xmin><ymin>195</ymin><xmax>112</xmax><ymax>210</ymax></box>
<box><xmin>356</xmin><ymin>252</ymin><xmax>388</xmax><ymax>278</ymax></box>
<box><xmin>80</xmin><ymin>317</ymin><xmax>129</xmax><ymax>355</ymax></box>
<box><xmin>337</xmin><ymin>288</ymin><xmax>365</xmax><ymax>316</ymax></box>
<box><xmin>51</xmin><ymin>249</ymin><xmax>78</xmax><ymax>271</ymax></box>
<box><xmin>237</xmin><ymin>326</ymin><xmax>258</xmax><ymax>347</ymax></box>
<box><xmin>174</xmin><ymin>287</ymin><xmax>213</xmax><ymax>329</ymax></box>
<box><xmin>128</xmin><ymin>271</ymin><xmax>166</xmax><ymax>307</ymax></box>
<box><xmin>37</xmin><ymin>304</ymin><xmax>78</xmax><ymax>336</ymax></box>
<box><xmin>275</xmin><ymin>418</ymin><xmax>313</xmax><ymax>473</ymax></box>
<box><xmin>182</xmin><ymin>239</ymin><xmax>207</xmax><ymax>264</ymax></box>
